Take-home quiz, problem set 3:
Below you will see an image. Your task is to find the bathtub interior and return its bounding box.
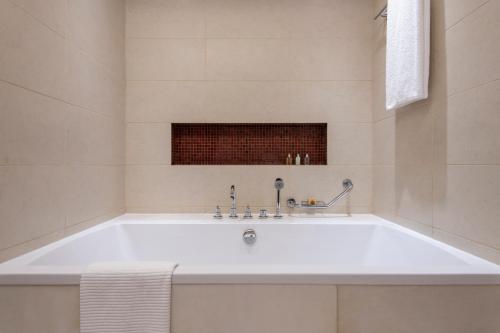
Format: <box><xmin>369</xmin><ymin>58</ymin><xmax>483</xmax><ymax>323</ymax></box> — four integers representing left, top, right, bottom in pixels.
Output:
<box><xmin>29</xmin><ymin>222</ymin><xmax>468</xmax><ymax>268</ymax></box>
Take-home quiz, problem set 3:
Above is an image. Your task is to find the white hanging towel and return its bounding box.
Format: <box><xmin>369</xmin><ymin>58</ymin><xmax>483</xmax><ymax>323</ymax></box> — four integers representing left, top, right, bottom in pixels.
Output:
<box><xmin>80</xmin><ymin>261</ymin><xmax>177</xmax><ymax>333</ymax></box>
<box><xmin>386</xmin><ymin>0</ymin><xmax>430</xmax><ymax>110</ymax></box>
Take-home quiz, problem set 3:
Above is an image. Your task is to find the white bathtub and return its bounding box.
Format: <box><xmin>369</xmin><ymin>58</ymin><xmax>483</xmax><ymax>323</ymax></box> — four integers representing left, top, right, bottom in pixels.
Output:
<box><xmin>1</xmin><ymin>214</ymin><xmax>499</xmax><ymax>285</ymax></box>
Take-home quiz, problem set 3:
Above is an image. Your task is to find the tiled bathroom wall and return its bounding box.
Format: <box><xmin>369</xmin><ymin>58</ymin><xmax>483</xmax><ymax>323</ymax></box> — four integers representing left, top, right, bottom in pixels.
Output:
<box><xmin>0</xmin><ymin>0</ymin><xmax>126</xmax><ymax>261</ymax></box>
<box><xmin>126</xmin><ymin>0</ymin><xmax>374</xmax><ymax>213</ymax></box>
<box><xmin>372</xmin><ymin>0</ymin><xmax>500</xmax><ymax>264</ymax></box>
<box><xmin>4</xmin><ymin>0</ymin><xmax>498</xmax><ymax>267</ymax></box>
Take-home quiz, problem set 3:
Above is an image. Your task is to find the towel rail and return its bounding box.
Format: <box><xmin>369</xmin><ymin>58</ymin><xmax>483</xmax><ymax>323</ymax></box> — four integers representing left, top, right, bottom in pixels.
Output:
<box><xmin>374</xmin><ymin>4</ymin><xmax>388</xmax><ymax>20</ymax></box>
<box><xmin>287</xmin><ymin>179</ymin><xmax>353</xmax><ymax>210</ymax></box>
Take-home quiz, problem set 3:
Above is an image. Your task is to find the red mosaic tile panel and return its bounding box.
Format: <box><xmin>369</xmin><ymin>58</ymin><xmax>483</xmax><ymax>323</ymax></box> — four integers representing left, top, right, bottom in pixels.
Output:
<box><xmin>171</xmin><ymin>123</ymin><xmax>327</xmax><ymax>165</ymax></box>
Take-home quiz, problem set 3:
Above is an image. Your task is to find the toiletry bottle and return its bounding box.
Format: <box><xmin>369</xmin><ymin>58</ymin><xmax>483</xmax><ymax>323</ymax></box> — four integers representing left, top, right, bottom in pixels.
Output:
<box><xmin>304</xmin><ymin>154</ymin><xmax>310</xmax><ymax>165</ymax></box>
<box><xmin>286</xmin><ymin>154</ymin><xmax>292</xmax><ymax>165</ymax></box>
<box><xmin>295</xmin><ymin>153</ymin><xmax>301</xmax><ymax>165</ymax></box>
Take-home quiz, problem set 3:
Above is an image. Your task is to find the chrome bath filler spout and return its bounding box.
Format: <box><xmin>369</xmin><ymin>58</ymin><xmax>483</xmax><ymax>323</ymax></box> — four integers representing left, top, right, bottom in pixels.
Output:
<box><xmin>229</xmin><ymin>185</ymin><xmax>238</xmax><ymax>218</ymax></box>
<box><xmin>274</xmin><ymin>178</ymin><xmax>284</xmax><ymax>218</ymax></box>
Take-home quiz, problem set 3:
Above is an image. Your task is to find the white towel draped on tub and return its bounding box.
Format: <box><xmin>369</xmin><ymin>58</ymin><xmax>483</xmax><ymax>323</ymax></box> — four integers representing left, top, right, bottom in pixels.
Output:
<box><xmin>386</xmin><ymin>0</ymin><xmax>430</xmax><ymax>110</ymax></box>
<box><xmin>80</xmin><ymin>261</ymin><xmax>177</xmax><ymax>333</ymax></box>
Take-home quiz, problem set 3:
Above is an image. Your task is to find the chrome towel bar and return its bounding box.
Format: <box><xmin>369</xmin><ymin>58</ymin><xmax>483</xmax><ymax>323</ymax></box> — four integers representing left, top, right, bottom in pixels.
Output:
<box><xmin>374</xmin><ymin>4</ymin><xmax>388</xmax><ymax>20</ymax></box>
<box><xmin>287</xmin><ymin>179</ymin><xmax>353</xmax><ymax>210</ymax></box>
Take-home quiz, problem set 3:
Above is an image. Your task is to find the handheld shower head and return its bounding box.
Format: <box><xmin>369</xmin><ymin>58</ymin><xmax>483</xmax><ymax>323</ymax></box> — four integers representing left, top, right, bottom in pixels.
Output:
<box><xmin>274</xmin><ymin>178</ymin><xmax>284</xmax><ymax>190</ymax></box>
<box><xmin>274</xmin><ymin>178</ymin><xmax>284</xmax><ymax>218</ymax></box>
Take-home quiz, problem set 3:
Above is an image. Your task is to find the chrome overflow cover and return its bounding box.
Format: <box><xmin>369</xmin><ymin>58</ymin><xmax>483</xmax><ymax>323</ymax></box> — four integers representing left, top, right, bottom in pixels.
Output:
<box><xmin>242</xmin><ymin>229</ymin><xmax>257</xmax><ymax>245</ymax></box>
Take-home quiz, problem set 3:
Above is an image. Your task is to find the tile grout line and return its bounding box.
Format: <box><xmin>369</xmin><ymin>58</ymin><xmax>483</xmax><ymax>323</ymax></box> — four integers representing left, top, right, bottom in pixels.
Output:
<box><xmin>6</xmin><ymin>0</ymin><xmax>66</xmax><ymax>39</ymax></box>
<box><xmin>126</xmin><ymin>79</ymin><xmax>373</xmax><ymax>83</ymax></box>
<box><xmin>0</xmin><ymin>79</ymin><xmax>122</xmax><ymax>120</ymax></box>
<box><xmin>431</xmin><ymin>225</ymin><xmax>500</xmax><ymax>252</ymax></box>
<box><xmin>8</xmin><ymin>0</ymin><xmax>122</xmax><ymax>79</ymax></box>
<box><xmin>0</xmin><ymin>211</ymin><xmax>123</xmax><ymax>253</ymax></box>
<box><xmin>336</xmin><ymin>285</ymin><xmax>340</xmax><ymax>333</ymax></box>
<box><xmin>447</xmin><ymin>77</ymin><xmax>500</xmax><ymax>99</ymax></box>
<box><xmin>445</xmin><ymin>0</ymin><xmax>491</xmax><ymax>32</ymax></box>
<box><xmin>126</xmin><ymin>121</ymin><xmax>374</xmax><ymax>125</ymax></box>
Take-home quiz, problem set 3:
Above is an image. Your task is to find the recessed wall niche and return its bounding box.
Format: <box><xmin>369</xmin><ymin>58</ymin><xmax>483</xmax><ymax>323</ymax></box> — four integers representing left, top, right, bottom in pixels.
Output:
<box><xmin>171</xmin><ymin>123</ymin><xmax>327</xmax><ymax>165</ymax></box>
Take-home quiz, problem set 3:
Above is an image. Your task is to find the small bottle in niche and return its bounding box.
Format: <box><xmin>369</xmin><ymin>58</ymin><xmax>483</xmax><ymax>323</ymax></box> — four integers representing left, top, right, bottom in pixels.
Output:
<box><xmin>286</xmin><ymin>153</ymin><xmax>292</xmax><ymax>165</ymax></box>
<box><xmin>304</xmin><ymin>154</ymin><xmax>310</xmax><ymax>165</ymax></box>
<box><xmin>295</xmin><ymin>153</ymin><xmax>301</xmax><ymax>165</ymax></box>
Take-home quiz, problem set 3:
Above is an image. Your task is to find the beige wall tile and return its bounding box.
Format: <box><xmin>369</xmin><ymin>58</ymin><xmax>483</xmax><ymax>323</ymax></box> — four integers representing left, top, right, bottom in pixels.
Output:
<box><xmin>205</xmin><ymin>0</ymin><xmax>372</xmax><ymax>40</ymax></box>
<box><xmin>288</xmin><ymin>0</ymin><xmax>372</xmax><ymax>39</ymax></box>
<box><xmin>127</xmin><ymin>122</ymin><xmax>170</xmax><ymax>165</ymax></box>
<box><xmin>395</xmin><ymin>104</ymin><xmax>434</xmax><ymax>167</ymax></box>
<box><xmin>372</xmin><ymin>22</ymin><xmax>386</xmax><ymax>73</ymax></box>
<box><xmin>126</xmin><ymin>165</ymin><xmax>209</xmax><ymax>210</ymax></box>
<box><xmin>433</xmin><ymin>165</ymin><xmax>500</xmax><ymax>250</ymax></box>
<box><xmin>0</xmin><ymin>230</ymin><xmax>65</xmax><ymax>263</ymax></box>
<box><xmin>373</xmin><ymin>117</ymin><xmax>395</xmax><ymax>166</ymax></box>
<box><xmin>66</xmin><ymin>107</ymin><xmax>124</xmax><ymax>166</ymax></box>
<box><xmin>443</xmin><ymin>0</ymin><xmax>489</xmax><ymax>29</ymax></box>
<box><xmin>0</xmin><ymin>0</ymin><xmax>69</xmax><ymax>101</ymax></box>
<box><xmin>68</xmin><ymin>45</ymin><xmax>125</xmax><ymax>117</ymax></box>
<box><xmin>288</xmin><ymin>81</ymin><xmax>372</xmax><ymax>123</ymax></box>
<box><xmin>372</xmin><ymin>72</ymin><xmax>393</xmax><ymax>122</ymax></box>
<box><xmin>4</xmin><ymin>284</ymin><xmax>500</xmax><ymax>333</ymax></box>
<box><xmin>433</xmin><ymin>228</ymin><xmax>500</xmax><ymax>265</ymax></box>
<box><xmin>0</xmin><ymin>166</ymin><xmax>67</xmax><ymax>250</ymax></box>
<box><xmin>373</xmin><ymin>165</ymin><xmax>395</xmax><ymax>216</ymax></box>
<box><xmin>390</xmin><ymin>215</ymin><xmax>434</xmax><ymax>237</ymax></box>
<box><xmin>10</xmin><ymin>0</ymin><xmax>68</xmax><ymax>36</ymax></box>
<box><xmin>127</xmin><ymin>81</ymin><xmax>206</xmax><ymax>122</ymax></box>
<box><xmin>68</xmin><ymin>0</ymin><xmax>125</xmax><ymax>74</ymax></box>
<box><xmin>446</xmin><ymin>0</ymin><xmax>500</xmax><ymax>95</ymax></box>
<box><xmin>447</xmin><ymin>79</ymin><xmax>500</xmax><ymax>164</ymax></box>
<box><xmin>338</xmin><ymin>286</ymin><xmax>500</xmax><ymax>333</ymax></box>
<box><xmin>206</xmin><ymin>39</ymin><xmax>290</xmax><ymax>81</ymax></box>
<box><xmin>0</xmin><ymin>286</ymin><xmax>80</xmax><ymax>333</ymax></box>
<box><xmin>127</xmin><ymin>165</ymin><xmax>286</xmax><ymax>211</ymax></box>
<box><xmin>206</xmin><ymin>0</ymin><xmax>289</xmax><ymax>38</ymax></box>
<box><xmin>127</xmin><ymin>165</ymin><xmax>371</xmax><ymax>213</ymax></box>
<box><xmin>430</xmin><ymin>0</ymin><xmax>447</xmax><ymax>53</ymax></box>
<box><xmin>127</xmin><ymin>80</ymin><xmax>372</xmax><ymax>124</ymax></box>
<box><xmin>204</xmin><ymin>81</ymin><xmax>290</xmax><ymax>123</ymax></box>
<box><xmin>127</xmin><ymin>0</ymin><xmax>205</xmax><ymax>38</ymax></box>
<box><xmin>0</xmin><ymin>285</ymin><xmax>336</xmax><ymax>333</ymax></box>
<box><xmin>173</xmin><ymin>284</ymin><xmax>337</xmax><ymax>333</ymax></box>
<box><xmin>0</xmin><ymin>81</ymin><xmax>68</xmax><ymax>165</ymax></box>
<box><xmin>63</xmin><ymin>210</ymin><xmax>124</xmax><ymax>237</ymax></box>
<box><xmin>393</xmin><ymin>104</ymin><xmax>434</xmax><ymax>226</ymax></box>
<box><xmin>127</xmin><ymin>38</ymin><xmax>205</xmax><ymax>80</ymax></box>
<box><xmin>395</xmin><ymin>161</ymin><xmax>434</xmax><ymax>227</ymax></box>
<box><xmin>328</xmin><ymin>123</ymin><xmax>372</xmax><ymax>165</ymax></box>
<box><xmin>65</xmin><ymin>165</ymin><xmax>124</xmax><ymax>226</ymax></box>
<box><xmin>0</xmin><ymin>209</ymin><xmax>122</xmax><ymax>262</ymax></box>
<box><xmin>289</xmin><ymin>38</ymin><xmax>371</xmax><ymax>81</ymax></box>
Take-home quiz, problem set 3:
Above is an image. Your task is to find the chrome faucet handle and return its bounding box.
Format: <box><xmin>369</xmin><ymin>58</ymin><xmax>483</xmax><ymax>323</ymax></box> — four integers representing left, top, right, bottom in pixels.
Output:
<box><xmin>243</xmin><ymin>205</ymin><xmax>253</xmax><ymax>219</ymax></box>
<box><xmin>229</xmin><ymin>207</ymin><xmax>238</xmax><ymax>218</ymax></box>
<box><xmin>213</xmin><ymin>205</ymin><xmax>223</xmax><ymax>219</ymax></box>
<box><xmin>259</xmin><ymin>209</ymin><xmax>268</xmax><ymax>219</ymax></box>
<box><xmin>229</xmin><ymin>185</ymin><xmax>238</xmax><ymax>218</ymax></box>
<box><xmin>230</xmin><ymin>185</ymin><xmax>236</xmax><ymax>199</ymax></box>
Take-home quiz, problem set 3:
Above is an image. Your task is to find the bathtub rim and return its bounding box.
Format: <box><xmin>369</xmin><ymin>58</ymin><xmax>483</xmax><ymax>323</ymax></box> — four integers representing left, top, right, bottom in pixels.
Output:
<box><xmin>1</xmin><ymin>213</ymin><xmax>500</xmax><ymax>285</ymax></box>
